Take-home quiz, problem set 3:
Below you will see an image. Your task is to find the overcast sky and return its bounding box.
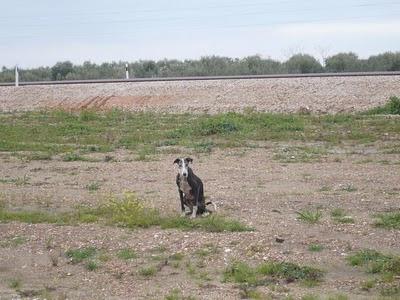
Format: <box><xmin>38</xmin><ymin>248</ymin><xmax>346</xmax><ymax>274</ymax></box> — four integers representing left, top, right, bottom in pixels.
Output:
<box><xmin>1</xmin><ymin>0</ymin><xmax>400</xmax><ymax>68</ymax></box>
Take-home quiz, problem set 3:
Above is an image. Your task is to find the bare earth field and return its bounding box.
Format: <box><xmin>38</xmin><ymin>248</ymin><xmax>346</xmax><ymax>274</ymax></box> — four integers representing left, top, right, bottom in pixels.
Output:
<box><xmin>1</xmin><ymin>143</ymin><xmax>399</xmax><ymax>299</ymax></box>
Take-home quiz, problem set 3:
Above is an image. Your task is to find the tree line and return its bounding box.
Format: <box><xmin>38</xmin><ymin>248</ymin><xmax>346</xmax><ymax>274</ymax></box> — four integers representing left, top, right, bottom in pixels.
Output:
<box><xmin>1</xmin><ymin>51</ymin><xmax>399</xmax><ymax>82</ymax></box>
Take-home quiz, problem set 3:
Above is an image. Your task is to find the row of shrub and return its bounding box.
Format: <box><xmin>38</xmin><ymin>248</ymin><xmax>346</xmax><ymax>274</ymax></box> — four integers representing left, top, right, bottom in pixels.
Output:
<box><xmin>1</xmin><ymin>51</ymin><xmax>399</xmax><ymax>82</ymax></box>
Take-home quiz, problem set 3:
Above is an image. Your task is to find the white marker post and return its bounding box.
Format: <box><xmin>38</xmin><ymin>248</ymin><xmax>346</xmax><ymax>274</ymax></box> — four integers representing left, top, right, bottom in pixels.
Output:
<box><xmin>15</xmin><ymin>65</ymin><xmax>19</xmax><ymax>87</ymax></box>
<box><xmin>125</xmin><ymin>63</ymin><xmax>129</xmax><ymax>79</ymax></box>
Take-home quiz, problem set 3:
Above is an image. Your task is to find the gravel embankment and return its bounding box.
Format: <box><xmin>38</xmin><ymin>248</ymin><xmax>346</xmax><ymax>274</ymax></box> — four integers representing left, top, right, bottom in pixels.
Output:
<box><xmin>1</xmin><ymin>75</ymin><xmax>399</xmax><ymax>113</ymax></box>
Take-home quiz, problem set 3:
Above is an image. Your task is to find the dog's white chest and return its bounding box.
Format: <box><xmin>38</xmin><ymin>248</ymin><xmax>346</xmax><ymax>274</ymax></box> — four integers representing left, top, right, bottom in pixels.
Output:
<box><xmin>179</xmin><ymin>179</ymin><xmax>192</xmax><ymax>195</ymax></box>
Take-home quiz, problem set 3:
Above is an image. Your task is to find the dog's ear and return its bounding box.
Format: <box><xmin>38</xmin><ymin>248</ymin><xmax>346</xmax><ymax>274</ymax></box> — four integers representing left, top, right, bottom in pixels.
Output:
<box><xmin>185</xmin><ymin>157</ymin><xmax>193</xmax><ymax>164</ymax></box>
<box><xmin>173</xmin><ymin>158</ymin><xmax>180</xmax><ymax>165</ymax></box>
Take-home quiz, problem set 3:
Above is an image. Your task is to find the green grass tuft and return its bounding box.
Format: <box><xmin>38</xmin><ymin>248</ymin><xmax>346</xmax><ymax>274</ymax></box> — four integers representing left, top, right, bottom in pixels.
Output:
<box><xmin>297</xmin><ymin>209</ymin><xmax>322</xmax><ymax>224</ymax></box>
<box><xmin>331</xmin><ymin>208</ymin><xmax>355</xmax><ymax>224</ymax></box>
<box><xmin>308</xmin><ymin>244</ymin><xmax>324</xmax><ymax>252</ymax></box>
<box><xmin>347</xmin><ymin>249</ymin><xmax>400</xmax><ymax>275</ymax></box>
<box><xmin>138</xmin><ymin>266</ymin><xmax>157</xmax><ymax>277</ymax></box>
<box><xmin>117</xmin><ymin>248</ymin><xmax>137</xmax><ymax>260</ymax></box>
<box><xmin>374</xmin><ymin>211</ymin><xmax>400</xmax><ymax>229</ymax></box>
<box><xmin>160</xmin><ymin>214</ymin><xmax>253</xmax><ymax>232</ymax></box>
<box><xmin>66</xmin><ymin>247</ymin><xmax>97</xmax><ymax>264</ymax></box>
<box><xmin>363</xmin><ymin>96</ymin><xmax>400</xmax><ymax>115</ymax></box>
<box><xmin>223</xmin><ymin>260</ymin><xmax>323</xmax><ymax>286</ymax></box>
<box><xmin>85</xmin><ymin>260</ymin><xmax>99</xmax><ymax>271</ymax></box>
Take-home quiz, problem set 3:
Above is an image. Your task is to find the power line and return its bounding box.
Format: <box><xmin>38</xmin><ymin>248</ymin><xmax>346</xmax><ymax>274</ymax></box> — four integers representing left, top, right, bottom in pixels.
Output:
<box><xmin>0</xmin><ymin>12</ymin><xmax>399</xmax><ymax>43</ymax></box>
<box><xmin>1</xmin><ymin>0</ymin><xmax>398</xmax><ymax>26</ymax></box>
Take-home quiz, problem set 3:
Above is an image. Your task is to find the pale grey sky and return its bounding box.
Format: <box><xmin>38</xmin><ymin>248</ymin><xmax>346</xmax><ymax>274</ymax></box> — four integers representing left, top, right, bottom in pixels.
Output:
<box><xmin>1</xmin><ymin>0</ymin><xmax>400</xmax><ymax>68</ymax></box>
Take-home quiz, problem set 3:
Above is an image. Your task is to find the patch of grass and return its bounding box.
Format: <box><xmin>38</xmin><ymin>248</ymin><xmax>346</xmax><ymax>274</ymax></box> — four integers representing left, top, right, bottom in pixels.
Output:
<box><xmin>361</xmin><ymin>279</ymin><xmax>376</xmax><ymax>291</ymax></box>
<box><xmin>297</xmin><ymin>209</ymin><xmax>322</xmax><ymax>224</ymax></box>
<box><xmin>301</xmin><ymin>295</ymin><xmax>318</xmax><ymax>300</ymax></box>
<box><xmin>12</xmin><ymin>175</ymin><xmax>30</xmax><ymax>186</ymax></box>
<box><xmin>363</xmin><ymin>96</ymin><xmax>400</xmax><ymax>115</ymax></box>
<box><xmin>15</xmin><ymin>151</ymin><xmax>53</xmax><ymax>161</ymax></box>
<box><xmin>85</xmin><ymin>260</ymin><xmax>99</xmax><ymax>271</ymax></box>
<box><xmin>117</xmin><ymin>248</ymin><xmax>137</xmax><ymax>260</ymax></box>
<box><xmin>1</xmin><ymin>110</ymin><xmax>399</xmax><ymax>155</ymax></box>
<box><xmin>96</xmin><ymin>191</ymin><xmax>161</xmax><ymax>228</ymax></box>
<box><xmin>0</xmin><ymin>193</ymin><xmax>252</xmax><ymax>233</ymax></box>
<box><xmin>238</xmin><ymin>286</ymin><xmax>267</xmax><ymax>299</ymax></box>
<box><xmin>164</xmin><ymin>288</ymin><xmax>196</xmax><ymax>300</ymax></box>
<box><xmin>62</xmin><ymin>152</ymin><xmax>87</xmax><ymax>162</ymax></box>
<box><xmin>331</xmin><ymin>208</ymin><xmax>355</xmax><ymax>224</ymax></box>
<box><xmin>374</xmin><ymin>211</ymin><xmax>400</xmax><ymax>229</ymax></box>
<box><xmin>347</xmin><ymin>249</ymin><xmax>400</xmax><ymax>276</ymax></box>
<box><xmin>318</xmin><ymin>186</ymin><xmax>331</xmax><ymax>192</ymax></box>
<box><xmin>195</xmin><ymin>244</ymin><xmax>219</xmax><ymax>257</ymax></box>
<box><xmin>65</xmin><ymin>247</ymin><xmax>97</xmax><ymax>264</ymax></box>
<box><xmin>8</xmin><ymin>278</ymin><xmax>22</xmax><ymax>290</ymax></box>
<box><xmin>223</xmin><ymin>260</ymin><xmax>323</xmax><ymax>286</ymax></box>
<box><xmin>0</xmin><ymin>235</ymin><xmax>27</xmax><ymax>248</ymax></box>
<box><xmin>340</xmin><ymin>184</ymin><xmax>357</xmax><ymax>192</ymax></box>
<box><xmin>160</xmin><ymin>215</ymin><xmax>253</xmax><ymax>232</ymax></box>
<box><xmin>86</xmin><ymin>181</ymin><xmax>101</xmax><ymax>192</ymax></box>
<box><xmin>138</xmin><ymin>266</ymin><xmax>157</xmax><ymax>277</ymax></box>
<box><xmin>273</xmin><ymin>146</ymin><xmax>326</xmax><ymax>163</ymax></box>
<box><xmin>308</xmin><ymin>244</ymin><xmax>323</xmax><ymax>252</ymax></box>
<box><xmin>169</xmin><ymin>252</ymin><xmax>185</xmax><ymax>261</ymax></box>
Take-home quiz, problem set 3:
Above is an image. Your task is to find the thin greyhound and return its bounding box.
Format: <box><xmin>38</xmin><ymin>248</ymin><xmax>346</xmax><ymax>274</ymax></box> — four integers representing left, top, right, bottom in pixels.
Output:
<box><xmin>174</xmin><ymin>157</ymin><xmax>213</xmax><ymax>218</ymax></box>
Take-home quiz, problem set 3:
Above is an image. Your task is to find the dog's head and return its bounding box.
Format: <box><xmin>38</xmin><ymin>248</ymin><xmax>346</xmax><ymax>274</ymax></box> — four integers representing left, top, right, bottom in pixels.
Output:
<box><xmin>173</xmin><ymin>157</ymin><xmax>193</xmax><ymax>178</ymax></box>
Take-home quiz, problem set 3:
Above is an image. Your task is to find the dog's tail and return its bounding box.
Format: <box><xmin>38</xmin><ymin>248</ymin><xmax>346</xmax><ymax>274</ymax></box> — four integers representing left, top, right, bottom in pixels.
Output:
<box><xmin>205</xmin><ymin>201</ymin><xmax>217</xmax><ymax>212</ymax></box>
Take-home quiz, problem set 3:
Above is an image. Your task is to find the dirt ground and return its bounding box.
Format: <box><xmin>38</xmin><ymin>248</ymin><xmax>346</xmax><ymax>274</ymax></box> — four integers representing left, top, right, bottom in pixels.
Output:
<box><xmin>0</xmin><ymin>143</ymin><xmax>399</xmax><ymax>299</ymax></box>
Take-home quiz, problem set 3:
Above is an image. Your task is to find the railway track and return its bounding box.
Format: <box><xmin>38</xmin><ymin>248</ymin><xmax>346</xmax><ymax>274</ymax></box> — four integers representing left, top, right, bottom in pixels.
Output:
<box><xmin>1</xmin><ymin>71</ymin><xmax>400</xmax><ymax>87</ymax></box>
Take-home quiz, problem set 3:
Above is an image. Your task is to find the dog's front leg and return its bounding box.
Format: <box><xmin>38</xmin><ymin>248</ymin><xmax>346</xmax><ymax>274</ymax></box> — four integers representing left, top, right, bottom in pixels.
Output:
<box><xmin>190</xmin><ymin>189</ymin><xmax>199</xmax><ymax>218</ymax></box>
<box><xmin>179</xmin><ymin>190</ymin><xmax>186</xmax><ymax>217</ymax></box>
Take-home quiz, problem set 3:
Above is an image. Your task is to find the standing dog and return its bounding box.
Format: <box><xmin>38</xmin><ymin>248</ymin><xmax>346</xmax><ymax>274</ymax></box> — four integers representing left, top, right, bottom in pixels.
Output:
<box><xmin>174</xmin><ymin>157</ymin><xmax>213</xmax><ymax>218</ymax></box>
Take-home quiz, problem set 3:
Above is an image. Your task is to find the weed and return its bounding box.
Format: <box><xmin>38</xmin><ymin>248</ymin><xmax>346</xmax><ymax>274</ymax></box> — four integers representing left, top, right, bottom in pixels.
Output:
<box><xmin>361</xmin><ymin>279</ymin><xmax>376</xmax><ymax>291</ymax></box>
<box><xmin>0</xmin><ymin>235</ymin><xmax>27</xmax><ymax>248</ymax></box>
<box><xmin>169</xmin><ymin>252</ymin><xmax>185</xmax><ymax>261</ymax></box>
<box><xmin>374</xmin><ymin>211</ymin><xmax>400</xmax><ymax>229</ymax></box>
<box><xmin>65</xmin><ymin>247</ymin><xmax>97</xmax><ymax>264</ymax></box>
<box><xmin>301</xmin><ymin>295</ymin><xmax>318</xmax><ymax>300</ymax></box>
<box><xmin>9</xmin><ymin>278</ymin><xmax>22</xmax><ymax>290</ymax></box>
<box><xmin>238</xmin><ymin>286</ymin><xmax>266</xmax><ymax>299</ymax></box>
<box><xmin>308</xmin><ymin>244</ymin><xmax>323</xmax><ymax>252</ymax></box>
<box><xmin>160</xmin><ymin>215</ymin><xmax>253</xmax><ymax>232</ymax></box>
<box><xmin>14</xmin><ymin>175</ymin><xmax>30</xmax><ymax>186</ymax></box>
<box><xmin>97</xmin><ymin>192</ymin><xmax>160</xmax><ymax>228</ymax></box>
<box><xmin>195</xmin><ymin>244</ymin><xmax>219</xmax><ymax>257</ymax></box>
<box><xmin>347</xmin><ymin>249</ymin><xmax>400</xmax><ymax>276</ymax></box>
<box><xmin>138</xmin><ymin>266</ymin><xmax>157</xmax><ymax>277</ymax></box>
<box><xmin>117</xmin><ymin>248</ymin><xmax>137</xmax><ymax>260</ymax></box>
<box><xmin>86</xmin><ymin>260</ymin><xmax>99</xmax><ymax>271</ymax></box>
<box><xmin>340</xmin><ymin>184</ymin><xmax>357</xmax><ymax>192</ymax></box>
<box><xmin>318</xmin><ymin>186</ymin><xmax>331</xmax><ymax>192</ymax></box>
<box><xmin>297</xmin><ymin>210</ymin><xmax>322</xmax><ymax>224</ymax></box>
<box><xmin>331</xmin><ymin>208</ymin><xmax>355</xmax><ymax>224</ymax></box>
<box><xmin>165</xmin><ymin>288</ymin><xmax>196</xmax><ymax>300</ymax></box>
<box><xmin>363</xmin><ymin>96</ymin><xmax>400</xmax><ymax>115</ymax></box>
<box><xmin>273</xmin><ymin>146</ymin><xmax>326</xmax><ymax>163</ymax></box>
<box><xmin>62</xmin><ymin>152</ymin><xmax>86</xmax><ymax>162</ymax></box>
<box><xmin>86</xmin><ymin>181</ymin><xmax>101</xmax><ymax>192</ymax></box>
<box><xmin>223</xmin><ymin>260</ymin><xmax>323</xmax><ymax>286</ymax></box>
